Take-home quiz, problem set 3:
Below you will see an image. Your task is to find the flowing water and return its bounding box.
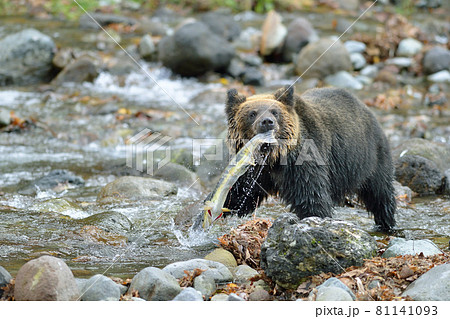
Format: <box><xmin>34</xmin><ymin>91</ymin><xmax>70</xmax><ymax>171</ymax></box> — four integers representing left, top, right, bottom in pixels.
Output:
<box><xmin>0</xmin><ymin>12</ymin><xmax>449</xmax><ymax>279</ymax></box>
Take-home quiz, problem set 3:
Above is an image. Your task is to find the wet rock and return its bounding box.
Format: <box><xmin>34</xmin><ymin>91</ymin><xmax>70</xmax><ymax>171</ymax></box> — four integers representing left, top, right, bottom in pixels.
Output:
<box><xmin>350</xmin><ymin>52</ymin><xmax>366</xmax><ymax>70</ymax></box>
<box><xmin>158</xmin><ymin>21</ymin><xmax>235</xmax><ymax>77</ymax></box>
<box><xmin>344</xmin><ymin>40</ymin><xmax>366</xmax><ymax>54</ymax></box>
<box><xmin>78</xmin><ymin>211</ymin><xmax>132</xmax><ymax>236</ymax></box>
<box><xmin>422</xmin><ymin>46</ymin><xmax>450</xmax><ymax>75</ymax></box>
<box><xmin>79</xmin><ymin>274</ymin><xmax>121</xmax><ymax>301</ymax></box>
<box><xmin>233</xmin><ymin>265</ymin><xmax>259</xmax><ymax>284</ymax></box>
<box><xmin>260</xmin><ymin>214</ymin><xmax>377</xmax><ymax>288</ymax></box>
<box><xmin>97</xmin><ymin>176</ymin><xmax>177</xmax><ymax>204</ymax></box>
<box><xmin>0</xmin><ymin>266</ymin><xmax>12</xmax><ymax>297</ymax></box>
<box><xmin>200</xmin><ymin>11</ymin><xmax>241</xmax><ymax>41</ymax></box>
<box><xmin>395</xmin><ymin>155</ymin><xmax>443</xmax><ymax>195</ymax></box>
<box><xmin>129</xmin><ymin>266</ymin><xmax>181</xmax><ymax>301</ymax></box>
<box><xmin>173</xmin><ymin>287</ymin><xmax>204</xmax><ymax>301</ymax></box>
<box><xmin>260</xmin><ymin>10</ymin><xmax>287</xmax><ymax>57</ymax></box>
<box><xmin>393</xmin><ymin>181</ymin><xmax>414</xmax><ymax>206</ymax></box>
<box><xmin>15</xmin><ymin>256</ymin><xmax>79</xmax><ymax>301</ymax></box>
<box><xmin>382</xmin><ymin>238</ymin><xmax>442</xmax><ymax>257</ymax></box>
<box><xmin>0</xmin><ymin>108</ymin><xmax>11</xmax><ymax>127</ymax></box>
<box><xmin>443</xmin><ymin>169</ymin><xmax>450</xmax><ymax>195</ymax></box>
<box><xmin>324</xmin><ymin>71</ymin><xmax>363</xmax><ymax>90</ymax></box>
<box><xmin>19</xmin><ymin>169</ymin><xmax>85</xmax><ymax>196</ymax></box>
<box><xmin>281</xmin><ymin>17</ymin><xmax>318</xmax><ymax>62</ymax></box>
<box><xmin>51</xmin><ymin>55</ymin><xmax>99</xmax><ymax>85</ymax></box>
<box><xmin>0</xmin><ymin>28</ymin><xmax>56</xmax><ymax>86</ymax></box>
<box><xmin>204</xmin><ymin>248</ymin><xmax>237</xmax><ymax>271</ymax></box>
<box><xmin>193</xmin><ymin>274</ymin><xmax>216</xmax><ymax>299</ymax></box>
<box><xmin>249</xmin><ymin>288</ymin><xmax>272</xmax><ymax>301</ymax></box>
<box><xmin>401</xmin><ymin>263</ymin><xmax>450</xmax><ymax>301</ymax></box>
<box><xmin>30</xmin><ymin>198</ymin><xmax>87</xmax><ymax>218</ymax></box>
<box><xmin>162</xmin><ymin>259</ymin><xmax>233</xmax><ymax>284</ymax></box>
<box><xmin>153</xmin><ymin>162</ymin><xmax>200</xmax><ymax>191</ymax></box>
<box><xmin>241</xmin><ymin>67</ymin><xmax>265</xmax><ymax>86</ymax></box>
<box><xmin>310</xmin><ymin>278</ymin><xmax>355</xmax><ymax>301</ymax></box>
<box><xmin>79</xmin><ymin>12</ymin><xmax>137</xmax><ymax>29</ymax></box>
<box><xmin>294</xmin><ymin>38</ymin><xmax>352</xmax><ymax>79</ymax></box>
<box><xmin>138</xmin><ymin>34</ymin><xmax>156</xmax><ymax>60</ymax></box>
<box><xmin>396</xmin><ymin>38</ymin><xmax>423</xmax><ymax>57</ymax></box>
<box><xmin>312</xmin><ymin>286</ymin><xmax>354</xmax><ymax>301</ymax></box>
<box><xmin>427</xmin><ymin>70</ymin><xmax>450</xmax><ymax>83</ymax></box>
<box><xmin>233</xmin><ymin>27</ymin><xmax>261</xmax><ymax>52</ymax></box>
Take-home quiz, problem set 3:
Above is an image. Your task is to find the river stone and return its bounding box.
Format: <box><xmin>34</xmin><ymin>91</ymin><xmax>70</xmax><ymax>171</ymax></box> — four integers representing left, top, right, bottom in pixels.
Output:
<box><xmin>152</xmin><ymin>162</ymin><xmax>200</xmax><ymax>191</ymax></box>
<box><xmin>241</xmin><ymin>66</ymin><xmax>265</xmax><ymax>86</ymax></box>
<box><xmin>0</xmin><ymin>266</ymin><xmax>12</xmax><ymax>297</ymax></box>
<box><xmin>233</xmin><ymin>27</ymin><xmax>261</xmax><ymax>52</ymax></box>
<box><xmin>79</xmin><ymin>274</ymin><xmax>121</xmax><ymax>301</ymax></box>
<box><xmin>14</xmin><ymin>256</ymin><xmax>79</xmax><ymax>301</ymax></box>
<box><xmin>129</xmin><ymin>266</ymin><xmax>181</xmax><ymax>301</ymax></box>
<box><xmin>324</xmin><ymin>71</ymin><xmax>363</xmax><ymax>90</ymax></box>
<box><xmin>312</xmin><ymin>277</ymin><xmax>356</xmax><ymax>300</ymax></box>
<box><xmin>350</xmin><ymin>52</ymin><xmax>367</xmax><ymax>70</ymax></box>
<box><xmin>158</xmin><ymin>21</ymin><xmax>235</xmax><ymax>77</ymax></box>
<box><xmin>249</xmin><ymin>288</ymin><xmax>272</xmax><ymax>301</ymax></box>
<box><xmin>200</xmin><ymin>11</ymin><xmax>241</xmax><ymax>41</ymax></box>
<box><xmin>281</xmin><ymin>17</ymin><xmax>318</xmax><ymax>62</ymax></box>
<box><xmin>79</xmin><ymin>12</ymin><xmax>137</xmax><ymax>29</ymax></box>
<box><xmin>233</xmin><ymin>265</ymin><xmax>259</xmax><ymax>284</ymax></box>
<box><xmin>396</xmin><ymin>38</ymin><xmax>423</xmax><ymax>57</ymax></box>
<box><xmin>0</xmin><ymin>108</ymin><xmax>11</xmax><ymax>127</ymax></box>
<box><xmin>312</xmin><ymin>286</ymin><xmax>354</xmax><ymax>301</ymax></box>
<box><xmin>294</xmin><ymin>38</ymin><xmax>352</xmax><ymax>79</ymax></box>
<box><xmin>427</xmin><ymin>70</ymin><xmax>450</xmax><ymax>83</ymax></box>
<box><xmin>204</xmin><ymin>248</ymin><xmax>237</xmax><ymax>271</ymax></box>
<box><xmin>97</xmin><ymin>176</ymin><xmax>177</xmax><ymax>204</ymax></box>
<box><xmin>18</xmin><ymin>169</ymin><xmax>85</xmax><ymax>196</ymax></box>
<box><xmin>162</xmin><ymin>259</ymin><xmax>233</xmax><ymax>284</ymax></box>
<box><xmin>173</xmin><ymin>287</ymin><xmax>204</xmax><ymax>301</ymax></box>
<box><xmin>227</xmin><ymin>293</ymin><xmax>245</xmax><ymax>301</ymax></box>
<box><xmin>51</xmin><ymin>55</ymin><xmax>99</xmax><ymax>85</ymax></box>
<box><xmin>193</xmin><ymin>273</ymin><xmax>216</xmax><ymax>299</ymax></box>
<box><xmin>260</xmin><ymin>11</ymin><xmax>287</xmax><ymax>57</ymax></box>
<box><xmin>79</xmin><ymin>211</ymin><xmax>132</xmax><ymax>236</ymax></box>
<box><xmin>360</xmin><ymin>65</ymin><xmax>378</xmax><ymax>78</ymax></box>
<box><xmin>344</xmin><ymin>40</ymin><xmax>366</xmax><ymax>54</ymax></box>
<box><xmin>211</xmin><ymin>293</ymin><xmax>229</xmax><ymax>301</ymax></box>
<box><xmin>401</xmin><ymin>263</ymin><xmax>450</xmax><ymax>301</ymax></box>
<box><xmin>260</xmin><ymin>214</ymin><xmax>377</xmax><ymax>289</ymax></box>
<box><xmin>382</xmin><ymin>238</ymin><xmax>442</xmax><ymax>257</ymax></box>
<box><xmin>422</xmin><ymin>46</ymin><xmax>450</xmax><ymax>74</ymax></box>
<box><xmin>0</xmin><ymin>28</ymin><xmax>56</xmax><ymax>86</ymax></box>
<box><xmin>385</xmin><ymin>57</ymin><xmax>413</xmax><ymax>68</ymax></box>
<box><xmin>138</xmin><ymin>34</ymin><xmax>156</xmax><ymax>60</ymax></box>
<box><xmin>30</xmin><ymin>198</ymin><xmax>87</xmax><ymax>219</ymax></box>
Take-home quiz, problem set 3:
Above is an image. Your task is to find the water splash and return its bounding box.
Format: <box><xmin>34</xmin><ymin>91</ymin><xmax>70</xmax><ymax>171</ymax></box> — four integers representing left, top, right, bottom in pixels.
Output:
<box><xmin>170</xmin><ymin>219</ymin><xmax>217</xmax><ymax>248</ymax></box>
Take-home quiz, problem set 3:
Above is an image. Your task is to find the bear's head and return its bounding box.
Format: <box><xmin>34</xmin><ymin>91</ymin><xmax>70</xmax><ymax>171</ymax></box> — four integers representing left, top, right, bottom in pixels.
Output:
<box><xmin>225</xmin><ymin>86</ymin><xmax>300</xmax><ymax>164</ymax></box>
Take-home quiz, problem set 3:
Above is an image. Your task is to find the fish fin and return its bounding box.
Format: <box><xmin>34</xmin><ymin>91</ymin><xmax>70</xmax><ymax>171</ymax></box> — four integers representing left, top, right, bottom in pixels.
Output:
<box><xmin>221</xmin><ymin>207</ymin><xmax>232</xmax><ymax>212</ymax></box>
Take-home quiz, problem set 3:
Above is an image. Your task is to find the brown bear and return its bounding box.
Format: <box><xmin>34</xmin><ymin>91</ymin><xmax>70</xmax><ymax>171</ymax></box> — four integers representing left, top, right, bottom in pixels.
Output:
<box><xmin>223</xmin><ymin>86</ymin><xmax>396</xmax><ymax>231</ymax></box>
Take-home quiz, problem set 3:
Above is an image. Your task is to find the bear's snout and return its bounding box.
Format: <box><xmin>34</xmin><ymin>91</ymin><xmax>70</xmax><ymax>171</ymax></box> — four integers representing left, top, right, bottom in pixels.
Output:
<box><xmin>257</xmin><ymin>116</ymin><xmax>277</xmax><ymax>133</ymax></box>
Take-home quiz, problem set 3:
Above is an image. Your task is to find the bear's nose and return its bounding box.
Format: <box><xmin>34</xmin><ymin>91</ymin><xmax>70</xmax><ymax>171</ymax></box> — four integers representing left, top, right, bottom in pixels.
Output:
<box><xmin>258</xmin><ymin>117</ymin><xmax>275</xmax><ymax>132</ymax></box>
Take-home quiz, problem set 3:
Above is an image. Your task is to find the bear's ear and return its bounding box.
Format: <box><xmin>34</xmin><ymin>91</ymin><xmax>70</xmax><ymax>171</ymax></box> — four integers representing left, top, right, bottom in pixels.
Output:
<box><xmin>274</xmin><ymin>85</ymin><xmax>295</xmax><ymax>108</ymax></box>
<box><xmin>226</xmin><ymin>89</ymin><xmax>246</xmax><ymax>119</ymax></box>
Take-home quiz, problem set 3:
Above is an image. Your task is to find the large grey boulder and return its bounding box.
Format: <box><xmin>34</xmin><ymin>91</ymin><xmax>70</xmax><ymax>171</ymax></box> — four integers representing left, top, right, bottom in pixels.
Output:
<box><xmin>129</xmin><ymin>266</ymin><xmax>181</xmax><ymax>301</ymax></box>
<box><xmin>402</xmin><ymin>263</ymin><xmax>450</xmax><ymax>301</ymax></box>
<box><xmin>294</xmin><ymin>38</ymin><xmax>351</xmax><ymax>79</ymax></box>
<box><xmin>0</xmin><ymin>29</ymin><xmax>56</xmax><ymax>86</ymax></box>
<box><xmin>14</xmin><ymin>256</ymin><xmax>79</xmax><ymax>301</ymax></box>
<box><xmin>158</xmin><ymin>21</ymin><xmax>235</xmax><ymax>77</ymax></box>
<box><xmin>260</xmin><ymin>214</ymin><xmax>377</xmax><ymax>288</ymax></box>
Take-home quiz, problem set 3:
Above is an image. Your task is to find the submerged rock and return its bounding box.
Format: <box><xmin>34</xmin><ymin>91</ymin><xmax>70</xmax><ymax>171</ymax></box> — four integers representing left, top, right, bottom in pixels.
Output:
<box><xmin>129</xmin><ymin>266</ymin><xmax>181</xmax><ymax>301</ymax></box>
<box><xmin>402</xmin><ymin>263</ymin><xmax>450</xmax><ymax>301</ymax></box>
<box><xmin>382</xmin><ymin>238</ymin><xmax>442</xmax><ymax>257</ymax></box>
<box><xmin>79</xmin><ymin>211</ymin><xmax>132</xmax><ymax>235</ymax></box>
<box><xmin>14</xmin><ymin>256</ymin><xmax>79</xmax><ymax>301</ymax></box>
<box><xmin>97</xmin><ymin>176</ymin><xmax>177</xmax><ymax>204</ymax></box>
<box><xmin>0</xmin><ymin>28</ymin><xmax>56</xmax><ymax>86</ymax></box>
<box><xmin>18</xmin><ymin>169</ymin><xmax>85</xmax><ymax>196</ymax></box>
<box><xmin>294</xmin><ymin>38</ymin><xmax>352</xmax><ymax>79</ymax></box>
<box><xmin>260</xmin><ymin>214</ymin><xmax>377</xmax><ymax>288</ymax></box>
<box><xmin>158</xmin><ymin>21</ymin><xmax>234</xmax><ymax>77</ymax></box>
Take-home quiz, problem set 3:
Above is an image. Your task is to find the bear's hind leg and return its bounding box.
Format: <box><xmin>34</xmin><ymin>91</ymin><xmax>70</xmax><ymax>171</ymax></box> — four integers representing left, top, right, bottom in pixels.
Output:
<box><xmin>357</xmin><ymin>171</ymin><xmax>396</xmax><ymax>232</ymax></box>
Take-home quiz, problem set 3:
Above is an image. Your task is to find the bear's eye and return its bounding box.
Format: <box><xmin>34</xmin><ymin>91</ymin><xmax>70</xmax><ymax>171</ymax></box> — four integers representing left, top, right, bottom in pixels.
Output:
<box><xmin>249</xmin><ymin>111</ymin><xmax>257</xmax><ymax>119</ymax></box>
<box><xmin>270</xmin><ymin>110</ymin><xmax>279</xmax><ymax>117</ymax></box>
